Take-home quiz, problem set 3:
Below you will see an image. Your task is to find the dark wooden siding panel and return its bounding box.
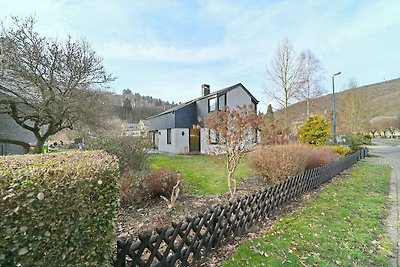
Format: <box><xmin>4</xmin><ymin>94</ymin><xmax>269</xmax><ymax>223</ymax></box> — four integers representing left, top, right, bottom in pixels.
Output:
<box><xmin>175</xmin><ymin>103</ymin><xmax>196</xmax><ymax>128</ymax></box>
<box><xmin>196</xmin><ymin>98</ymin><xmax>210</xmax><ymax>123</ymax></box>
<box><xmin>144</xmin><ymin>112</ymin><xmax>175</xmax><ymax>130</ymax></box>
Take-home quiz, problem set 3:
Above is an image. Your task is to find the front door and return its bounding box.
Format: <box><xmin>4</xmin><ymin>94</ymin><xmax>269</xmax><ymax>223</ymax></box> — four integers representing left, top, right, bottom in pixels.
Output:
<box><xmin>189</xmin><ymin>128</ymin><xmax>200</xmax><ymax>152</ymax></box>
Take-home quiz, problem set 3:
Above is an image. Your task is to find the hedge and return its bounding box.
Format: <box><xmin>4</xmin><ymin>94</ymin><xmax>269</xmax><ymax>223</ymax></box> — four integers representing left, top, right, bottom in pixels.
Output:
<box><xmin>0</xmin><ymin>151</ymin><xmax>119</xmax><ymax>267</ymax></box>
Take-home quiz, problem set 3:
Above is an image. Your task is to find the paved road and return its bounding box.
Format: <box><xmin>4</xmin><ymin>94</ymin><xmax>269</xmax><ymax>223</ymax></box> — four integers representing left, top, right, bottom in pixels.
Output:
<box><xmin>368</xmin><ymin>139</ymin><xmax>400</xmax><ymax>266</ymax></box>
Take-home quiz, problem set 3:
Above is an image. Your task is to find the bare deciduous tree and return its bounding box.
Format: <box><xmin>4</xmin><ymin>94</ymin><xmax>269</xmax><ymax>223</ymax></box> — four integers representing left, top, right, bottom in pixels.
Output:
<box><xmin>370</xmin><ymin>116</ymin><xmax>400</xmax><ymax>138</ymax></box>
<box><xmin>339</xmin><ymin>79</ymin><xmax>370</xmax><ymax>133</ymax></box>
<box><xmin>297</xmin><ymin>49</ymin><xmax>324</xmax><ymax>116</ymax></box>
<box><xmin>203</xmin><ymin>106</ymin><xmax>262</xmax><ymax>199</ymax></box>
<box><xmin>265</xmin><ymin>38</ymin><xmax>303</xmax><ymax>122</ymax></box>
<box><xmin>0</xmin><ymin>16</ymin><xmax>115</xmax><ymax>153</ymax></box>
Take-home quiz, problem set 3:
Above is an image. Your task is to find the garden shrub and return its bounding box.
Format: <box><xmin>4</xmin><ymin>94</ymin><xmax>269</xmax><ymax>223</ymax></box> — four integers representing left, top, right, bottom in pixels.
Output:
<box><xmin>331</xmin><ymin>145</ymin><xmax>352</xmax><ymax>156</ymax></box>
<box><xmin>345</xmin><ymin>133</ymin><xmax>371</xmax><ymax>150</ymax></box>
<box><xmin>250</xmin><ymin>144</ymin><xmax>337</xmax><ymax>184</ymax></box>
<box><xmin>86</xmin><ymin>136</ymin><xmax>150</xmax><ymax>173</ymax></box>
<box><xmin>297</xmin><ymin>114</ymin><xmax>331</xmax><ymax>146</ymax></box>
<box><xmin>249</xmin><ymin>144</ymin><xmax>309</xmax><ymax>184</ymax></box>
<box><xmin>118</xmin><ymin>170</ymin><xmax>148</xmax><ymax>207</ymax></box>
<box><xmin>307</xmin><ymin>146</ymin><xmax>338</xmax><ymax>169</ymax></box>
<box><xmin>0</xmin><ymin>151</ymin><xmax>119</xmax><ymax>267</ymax></box>
<box><xmin>143</xmin><ymin>169</ymin><xmax>181</xmax><ymax>199</ymax></box>
<box><xmin>119</xmin><ymin>175</ymin><xmax>136</xmax><ymax>207</ymax></box>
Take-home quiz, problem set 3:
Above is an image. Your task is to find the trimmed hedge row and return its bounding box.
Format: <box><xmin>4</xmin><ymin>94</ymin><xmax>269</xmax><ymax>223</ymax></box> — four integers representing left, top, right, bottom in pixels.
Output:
<box><xmin>0</xmin><ymin>151</ymin><xmax>119</xmax><ymax>267</ymax></box>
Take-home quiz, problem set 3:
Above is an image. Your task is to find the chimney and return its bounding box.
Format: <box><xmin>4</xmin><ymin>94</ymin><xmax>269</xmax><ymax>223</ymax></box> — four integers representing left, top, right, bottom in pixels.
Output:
<box><xmin>201</xmin><ymin>84</ymin><xmax>210</xmax><ymax>97</ymax></box>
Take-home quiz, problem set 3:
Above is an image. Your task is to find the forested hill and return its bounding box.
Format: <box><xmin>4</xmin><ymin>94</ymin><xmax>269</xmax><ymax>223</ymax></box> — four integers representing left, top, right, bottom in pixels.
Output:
<box><xmin>106</xmin><ymin>89</ymin><xmax>176</xmax><ymax>123</ymax></box>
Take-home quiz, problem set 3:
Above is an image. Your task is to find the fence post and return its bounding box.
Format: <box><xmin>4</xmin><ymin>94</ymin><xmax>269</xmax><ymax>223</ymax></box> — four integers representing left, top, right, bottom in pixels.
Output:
<box><xmin>114</xmin><ymin>237</ymin><xmax>132</xmax><ymax>267</ymax></box>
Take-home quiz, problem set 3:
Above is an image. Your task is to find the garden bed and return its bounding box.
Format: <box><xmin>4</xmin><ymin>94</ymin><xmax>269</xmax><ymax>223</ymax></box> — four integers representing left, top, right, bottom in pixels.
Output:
<box><xmin>116</xmin><ymin>176</ymin><xmax>266</xmax><ymax>239</ymax></box>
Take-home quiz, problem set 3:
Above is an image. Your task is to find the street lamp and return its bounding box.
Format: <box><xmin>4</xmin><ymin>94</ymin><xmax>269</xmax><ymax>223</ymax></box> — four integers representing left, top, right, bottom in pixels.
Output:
<box><xmin>332</xmin><ymin>71</ymin><xmax>341</xmax><ymax>143</ymax></box>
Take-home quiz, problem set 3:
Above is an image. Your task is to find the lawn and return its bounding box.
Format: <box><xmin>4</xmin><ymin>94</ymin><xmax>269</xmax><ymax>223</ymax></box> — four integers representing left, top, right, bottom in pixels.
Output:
<box><xmin>222</xmin><ymin>162</ymin><xmax>393</xmax><ymax>266</ymax></box>
<box><xmin>150</xmin><ymin>154</ymin><xmax>252</xmax><ymax>195</ymax></box>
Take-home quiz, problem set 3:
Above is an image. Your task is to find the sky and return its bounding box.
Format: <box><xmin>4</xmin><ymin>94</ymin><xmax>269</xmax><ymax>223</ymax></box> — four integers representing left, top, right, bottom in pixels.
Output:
<box><xmin>1</xmin><ymin>0</ymin><xmax>399</xmax><ymax>112</ymax></box>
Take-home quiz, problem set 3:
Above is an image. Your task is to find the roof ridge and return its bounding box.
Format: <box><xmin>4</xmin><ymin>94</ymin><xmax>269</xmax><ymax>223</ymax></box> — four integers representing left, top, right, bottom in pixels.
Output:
<box><xmin>144</xmin><ymin>83</ymin><xmax>258</xmax><ymax>120</ymax></box>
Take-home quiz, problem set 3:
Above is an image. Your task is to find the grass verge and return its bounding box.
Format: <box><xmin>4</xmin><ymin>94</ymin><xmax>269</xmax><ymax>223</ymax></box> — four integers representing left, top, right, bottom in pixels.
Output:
<box><xmin>222</xmin><ymin>162</ymin><xmax>393</xmax><ymax>266</ymax></box>
<box><xmin>150</xmin><ymin>154</ymin><xmax>252</xmax><ymax>195</ymax></box>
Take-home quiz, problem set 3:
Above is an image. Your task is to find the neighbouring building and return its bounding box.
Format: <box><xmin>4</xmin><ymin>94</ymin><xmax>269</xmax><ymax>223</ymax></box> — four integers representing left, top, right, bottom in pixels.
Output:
<box><xmin>122</xmin><ymin>121</ymin><xmax>149</xmax><ymax>137</ymax></box>
<box><xmin>0</xmin><ymin>113</ymin><xmax>35</xmax><ymax>155</ymax></box>
<box><xmin>144</xmin><ymin>83</ymin><xmax>259</xmax><ymax>154</ymax></box>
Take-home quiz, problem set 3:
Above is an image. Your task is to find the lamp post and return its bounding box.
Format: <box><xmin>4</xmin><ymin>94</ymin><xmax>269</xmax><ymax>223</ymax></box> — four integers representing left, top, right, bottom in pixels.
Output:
<box><xmin>332</xmin><ymin>71</ymin><xmax>341</xmax><ymax>143</ymax></box>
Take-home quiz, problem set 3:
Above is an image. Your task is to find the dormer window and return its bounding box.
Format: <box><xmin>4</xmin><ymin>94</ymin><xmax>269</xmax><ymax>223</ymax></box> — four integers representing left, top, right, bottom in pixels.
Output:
<box><xmin>208</xmin><ymin>97</ymin><xmax>217</xmax><ymax>112</ymax></box>
<box><xmin>218</xmin><ymin>94</ymin><xmax>226</xmax><ymax>110</ymax></box>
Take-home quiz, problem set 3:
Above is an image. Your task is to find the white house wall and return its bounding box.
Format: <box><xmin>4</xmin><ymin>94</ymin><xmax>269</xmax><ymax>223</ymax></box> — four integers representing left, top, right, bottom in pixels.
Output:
<box><xmin>200</xmin><ymin>128</ymin><xmax>217</xmax><ymax>154</ymax></box>
<box><xmin>158</xmin><ymin>128</ymin><xmax>190</xmax><ymax>154</ymax></box>
<box><xmin>200</xmin><ymin>128</ymin><xmax>258</xmax><ymax>155</ymax></box>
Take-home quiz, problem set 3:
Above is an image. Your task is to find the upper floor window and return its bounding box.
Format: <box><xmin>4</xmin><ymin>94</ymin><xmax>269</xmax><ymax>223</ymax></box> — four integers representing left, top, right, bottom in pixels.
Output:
<box><xmin>208</xmin><ymin>97</ymin><xmax>217</xmax><ymax>112</ymax></box>
<box><xmin>218</xmin><ymin>94</ymin><xmax>226</xmax><ymax>110</ymax></box>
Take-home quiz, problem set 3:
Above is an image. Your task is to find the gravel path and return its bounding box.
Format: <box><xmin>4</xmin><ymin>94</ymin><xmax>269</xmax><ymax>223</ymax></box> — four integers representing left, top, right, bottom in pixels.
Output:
<box><xmin>367</xmin><ymin>139</ymin><xmax>400</xmax><ymax>267</ymax></box>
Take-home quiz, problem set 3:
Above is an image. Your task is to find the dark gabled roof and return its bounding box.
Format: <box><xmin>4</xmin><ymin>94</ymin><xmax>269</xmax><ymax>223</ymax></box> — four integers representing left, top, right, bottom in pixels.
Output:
<box><xmin>145</xmin><ymin>83</ymin><xmax>259</xmax><ymax>120</ymax></box>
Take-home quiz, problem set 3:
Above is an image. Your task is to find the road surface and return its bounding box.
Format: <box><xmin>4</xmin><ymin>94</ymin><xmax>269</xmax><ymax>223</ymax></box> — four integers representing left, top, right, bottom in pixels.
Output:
<box><xmin>368</xmin><ymin>139</ymin><xmax>400</xmax><ymax>266</ymax></box>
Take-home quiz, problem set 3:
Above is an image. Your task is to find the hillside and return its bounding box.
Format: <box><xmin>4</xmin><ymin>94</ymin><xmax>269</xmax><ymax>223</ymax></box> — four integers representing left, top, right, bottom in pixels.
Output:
<box><xmin>106</xmin><ymin>90</ymin><xmax>176</xmax><ymax>123</ymax></box>
<box><xmin>284</xmin><ymin>78</ymin><xmax>400</xmax><ymax>124</ymax></box>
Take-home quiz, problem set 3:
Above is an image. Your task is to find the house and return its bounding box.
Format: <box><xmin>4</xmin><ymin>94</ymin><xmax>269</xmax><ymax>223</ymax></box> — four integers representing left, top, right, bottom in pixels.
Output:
<box><xmin>144</xmin><ymin>83</ymin><xmax>259</xmax><ymax>154</ymax></box>
<box><xmin>122</xmin><ymin>121</ymin><xmax>149</xmax><ymax>137</ymax></box>
<box><xmin>122</xmin><ymin>123</ymin><xmax>141</xmax><ymax>137</ymax></box>
<box><xmin>0</xmin><ymin>91</ymin><xmax>36</xmax><ymax>155</ymax></box>
<box><xmin>0</xmin><ymin>113</ymin><xmax>35</xmax><ymax>155</ymax></box>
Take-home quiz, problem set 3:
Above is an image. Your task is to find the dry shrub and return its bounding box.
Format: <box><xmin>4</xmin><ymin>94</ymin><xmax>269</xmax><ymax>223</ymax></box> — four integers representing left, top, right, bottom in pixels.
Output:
<box><xmin>250</xmin><ymin>143</ymin><xmax>337</xmax><ymax>184</ymax></box>
<box><xmin>250</xmin><ymin>144</ymin><xmax>309</xmax><ymax>184</ymax></box>
<box><xmin>144</xmin><ymin>169</ymin><xmax>181</xmax><ymax>199</ymax></box>
<box><xmin>118</xmin><ymin>170</ymin><xmax>148</xmax><ymax>206</ymax></box>
<box><xmin>119</xmin><ymin>177</ymin><xmax>134</xmax><ymax>206</ymax></box>
<box><xmin>307</xmin><ymin>146</ymin><xmax>338</xmax><ymax>170</ymax></box>
<box><xmin>119</xmin><ymin>169</ymin><xmax>183</xmax><ymax>206</ymax></box>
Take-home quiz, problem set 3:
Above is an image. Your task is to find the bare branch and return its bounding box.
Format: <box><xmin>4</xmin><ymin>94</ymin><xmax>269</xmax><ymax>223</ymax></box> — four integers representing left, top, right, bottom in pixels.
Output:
<box><xmin>204</xmin><ymin>106</ymin><xmax>262</xmax><ymax>199</ymax></box>
<box><xmin>0</xmin><ymin>138</ymin><xmax>30</xmax><ymax>153</ymax></box>
<box><xmin>0</xmin><ymin>16</ymin><xmax>115</xmax><ymax>153</ymax></box>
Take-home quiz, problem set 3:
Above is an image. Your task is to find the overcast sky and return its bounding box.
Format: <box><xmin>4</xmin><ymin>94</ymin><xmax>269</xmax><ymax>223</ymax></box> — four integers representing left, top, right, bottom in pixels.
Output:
<box><xmin>1</xmin><ymin>0</ymin><xmax>399</xmax><ymax>112</ymax></box>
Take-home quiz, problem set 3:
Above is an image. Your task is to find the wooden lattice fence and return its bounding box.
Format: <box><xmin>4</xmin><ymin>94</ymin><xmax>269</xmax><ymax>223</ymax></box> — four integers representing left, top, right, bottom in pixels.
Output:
<box><xmin>113</xmin><ymin>148</ymin><xmax>368</xmax><ymax>267</ymax></box>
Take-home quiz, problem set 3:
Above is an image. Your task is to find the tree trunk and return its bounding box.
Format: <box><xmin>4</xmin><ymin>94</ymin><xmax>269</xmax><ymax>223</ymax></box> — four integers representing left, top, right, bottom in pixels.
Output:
<box><xmin>33</xmin><ymin>133</ymin><xmax>47</xmax><ymax>154</ymax></box>
<box><xmin>227</xmin><ymin>171</ymin><xmax>236</xmax><ymax>200</ymax></box>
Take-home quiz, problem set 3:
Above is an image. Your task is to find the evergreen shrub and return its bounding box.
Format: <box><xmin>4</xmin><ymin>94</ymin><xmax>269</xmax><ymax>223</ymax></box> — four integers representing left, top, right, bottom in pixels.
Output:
<box><xmin>345</xmin><ymin>133</ymin><xmax>371</xmax><ymax>150</ymax></box>
<box><xmin>0</xmin><ymin>151</ymin><xmax>119</xmax><ymax>267</ymax></box>
<box><xmin>331</xmin><ymin>145</ymin><xmax>353</xmax><ymax>156</ymax></box>
<box><xmin>86</xmin><ymin>136</ymin><xmax>149</xmax><ymax>173</ymax></box>
<box><xmin>297</xmin><ymin>114</ymin><xmax>331</xmax><ymax>146</ymax></box>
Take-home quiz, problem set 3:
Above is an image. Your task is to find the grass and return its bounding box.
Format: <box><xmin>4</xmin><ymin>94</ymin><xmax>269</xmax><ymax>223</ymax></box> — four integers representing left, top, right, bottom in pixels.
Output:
<box><xmin>222</xmin><ymin>162</ymin><xmax>393</xmax><ymax>266</ymax></box>
<box><xmin>150</xmin><ymin>154</ymin><xmax>252</xmax><ymax>195</ymax></box>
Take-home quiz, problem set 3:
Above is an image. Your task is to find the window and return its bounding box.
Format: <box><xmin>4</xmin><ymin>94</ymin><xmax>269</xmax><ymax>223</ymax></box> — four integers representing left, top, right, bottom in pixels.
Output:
<box><xmin>218</xmin><ymin>94</ymin><xmax>226</xmax><ymax>110</ymax></box>
<box><xmin>208</xmin><ymin>97</ymin><xmax>217</xmax><ymax>112</ymax></box>
<box><xmin>208</xmin><ymin>129</ymin><xmax>219</xmax><ymax>144</ymax></box>
<box><xmin>254</xmin><ymin>128</ymin><xmax>259</xmax><ymax>143</ymax></box>
<box><xmin>167</xmin><ymin>129</ymin><xmax>171</xmax><ymax>144</ymax></box>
